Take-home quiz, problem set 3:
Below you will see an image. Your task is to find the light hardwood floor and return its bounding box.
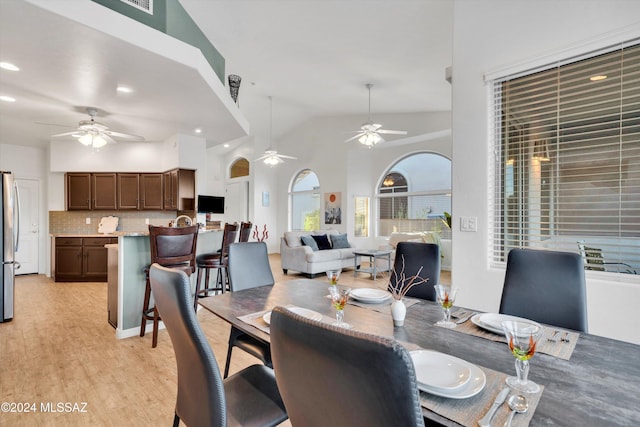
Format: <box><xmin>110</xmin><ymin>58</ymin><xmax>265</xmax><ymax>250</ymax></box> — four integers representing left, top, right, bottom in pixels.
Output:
<box><xmin>0</xmin><ymin>255</ymin><xmax>449</xmax><ymax>426</ymax></box>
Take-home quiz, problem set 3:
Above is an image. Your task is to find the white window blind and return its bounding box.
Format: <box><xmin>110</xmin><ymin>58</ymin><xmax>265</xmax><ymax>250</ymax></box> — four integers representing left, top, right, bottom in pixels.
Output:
<box><xmin>491</xmin><ymin>41</ymin><xmax>640</xmax><ymax>275</ymax></box>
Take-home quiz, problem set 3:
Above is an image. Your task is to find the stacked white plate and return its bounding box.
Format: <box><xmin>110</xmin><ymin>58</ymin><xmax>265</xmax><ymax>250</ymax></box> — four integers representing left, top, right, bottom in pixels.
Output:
<box><xmin>410</xmin><ymin>350</ymin><xmax>486</xmax><ymax>399</ymax></box>
<box><xmin>471</xmin><ymin>313</ymin><xmax>543</xmax><ymax>335</ymax></box>
<box><xmin>350</xmin><ymin>288</ymin><xmax>391</xmax><ymax>303</ymax></box>
<box><xmin>262</xmin><ymin>307</ymin><xmax>323</xmax><ymax>325</ymax></box>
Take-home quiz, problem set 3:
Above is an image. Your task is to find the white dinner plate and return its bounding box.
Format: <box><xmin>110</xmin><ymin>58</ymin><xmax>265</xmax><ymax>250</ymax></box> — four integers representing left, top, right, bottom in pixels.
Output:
<box><xmin>262</xmin><ymin>307</ymin><xmax>323</xmax><ymax>325</ymax></box>
<box><xmin>411</xmin><ymin>351</ymin><xmax>486</xmax><ymax>399</ymax></box>
<box><xmin>350</xmin><ymin>288</ymin><xmax>391</xmax><ymax>303</ymax></box>
<box><xmin>410</xmin><ymin>350</ymin><xmax>471</xmax><ymax>392</ymax></box>
<box><xmin>471</xmin><ymin>313</ymin><xmax>543</xmax><ymax>335</ymax></box>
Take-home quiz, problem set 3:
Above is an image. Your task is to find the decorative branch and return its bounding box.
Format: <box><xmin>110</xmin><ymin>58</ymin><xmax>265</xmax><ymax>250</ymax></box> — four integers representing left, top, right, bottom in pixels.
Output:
<box><xmin>388</xmin><ymin>255</ymin><xmax>429</xmax><ymax>300</ymax></box>
<box><xmin>253</xmin><ymin>224</ymin><xmax>269</xmax><ymax>242</ymax></box>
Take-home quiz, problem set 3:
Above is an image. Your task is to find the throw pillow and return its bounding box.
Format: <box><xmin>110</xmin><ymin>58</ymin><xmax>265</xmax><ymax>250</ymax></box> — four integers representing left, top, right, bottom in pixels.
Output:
<box><xmin>330</xmin><ymin>233</ymin><xmax>351</xmax><ymax>249</ymax></box>
<box><xmin>311</xmin><ymin>234</ymin><xmax>332</xmax><ymax>250</ymax></box>
<box><xmin>301</xmin><ymin>235</ymin><xmax>319</xmax><ymax>251</ymax></box>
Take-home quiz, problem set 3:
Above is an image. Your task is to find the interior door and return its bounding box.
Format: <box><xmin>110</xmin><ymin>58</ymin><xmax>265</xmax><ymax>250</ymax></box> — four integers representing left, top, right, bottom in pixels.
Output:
<box><xmin>225</xmin><ymin>181</ymin><xmax>249</xmax><ymax>222</ymax></box>
<box><xmin>15</xmin><ymin>178</ymin><xmax>39</xmax><ymax>275</ymax></box>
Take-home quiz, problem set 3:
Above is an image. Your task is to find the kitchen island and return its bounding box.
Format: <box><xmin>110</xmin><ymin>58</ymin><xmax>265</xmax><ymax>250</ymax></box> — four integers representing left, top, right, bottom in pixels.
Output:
<box><xmin>112</xmin><ymin>229</ymin><xmax>222</xmax><ymax>339</ymax></box>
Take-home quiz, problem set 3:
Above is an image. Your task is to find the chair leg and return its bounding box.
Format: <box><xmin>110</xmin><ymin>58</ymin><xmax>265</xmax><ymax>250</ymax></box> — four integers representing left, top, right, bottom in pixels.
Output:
<box><xmin>223</xmin><ymin>346</ymin><xmax>233</xmax><ymax>379</ymax></box>
<box><xmin>152</xmin><ymin>307</ymin><xmax>159</xmax><ymax>348</ymax></box>
<box><xmin>194</xmin><ymin>267</ymin><xmax>203</xmax><ymax>311</ymax></box>
<box><xmin>173</xmin><ymin>413</ymin><xmax>180</xmax><ymax>427</ymax></box>
<box><xmin>140</xmin><ymin>276</ymin><xmax>151</xmax><ymax>337</ymax></box>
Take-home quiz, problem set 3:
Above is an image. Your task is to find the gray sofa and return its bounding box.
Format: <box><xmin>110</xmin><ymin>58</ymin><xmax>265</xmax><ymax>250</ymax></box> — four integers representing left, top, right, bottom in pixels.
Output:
<box><xmin>280</xmin><ymin>229</ymin><xmax>355</xmax><ymax>277</ymax></box>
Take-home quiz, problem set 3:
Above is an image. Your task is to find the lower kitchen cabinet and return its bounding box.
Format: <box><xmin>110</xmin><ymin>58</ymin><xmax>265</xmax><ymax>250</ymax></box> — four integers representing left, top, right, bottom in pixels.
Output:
<box><xmin>54</xmin><ymin>237</ymin><xmax>116</xmax><ymax>282</ymax></box>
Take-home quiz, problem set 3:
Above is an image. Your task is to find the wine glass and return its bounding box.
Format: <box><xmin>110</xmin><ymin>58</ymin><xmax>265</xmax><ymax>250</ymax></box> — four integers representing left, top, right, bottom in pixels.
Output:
<box><xmin>434</xmin><ymin>285</ymin><xmax>458</xmax><ymax>329</ymax></box>
<box><xmin>326</xmin><ymin>269</ymin><xmax>341</xmax><ymax>286</ymax></box>
<box><xmin>328</xmin><ymin>286</ymin><xmax>351</xmax><ymax>328</ymax></box>
<box><xmin>501</xmin><ymin>320</ymin><xmax>544</xmax><ymax>393</ymax></box>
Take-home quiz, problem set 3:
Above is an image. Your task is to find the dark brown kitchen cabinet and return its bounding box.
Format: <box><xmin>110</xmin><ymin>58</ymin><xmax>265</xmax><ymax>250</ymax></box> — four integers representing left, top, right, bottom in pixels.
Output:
<box><xmin>139</xmin><ymin>173</ymin><xmax>163</xmax><ymax>210</ymax></box>
<box><xmin>54</xmin><ymin>237</ymin><xmax>115</xmax><ymax>282</ymax></box>
<box><xmin>117</xmin><ymin>173</ymin><xmax>140</xmax><ymax>210</ymax></box>
<box><xmin>66</xmin><ymin>173</ymin><xmax>92</xmax><ymax>210</ymax></box>
<box><xmin>92</xmin><ymin>173</ymin><xmax>117</xmax><ymax>209</ymax></box>
<box><xmin>164</xmin><ymin>168</ymin><xmax>195</xmax><ymax>214</ymax></box>
<box><xmin>66</xmin><ymin>173</ymin><xmax>116</xmax><ymax>210</ymax></box>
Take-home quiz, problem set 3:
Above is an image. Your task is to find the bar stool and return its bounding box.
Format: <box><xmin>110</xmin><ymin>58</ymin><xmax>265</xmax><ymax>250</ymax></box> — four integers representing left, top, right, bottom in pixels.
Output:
<box><xmin>239</xmin><ymin>221</ymin><xmax>253</xmax><ymax>243</ymax></box>
<box><xmin>140</xmin><ymin>225</ymin><xmax>199</xmax><ymax>348</ymax></box>
<box><xmin>193</xmin><ymin>222</ymin><xmax>239</xmax><ymax>310</ymax></box>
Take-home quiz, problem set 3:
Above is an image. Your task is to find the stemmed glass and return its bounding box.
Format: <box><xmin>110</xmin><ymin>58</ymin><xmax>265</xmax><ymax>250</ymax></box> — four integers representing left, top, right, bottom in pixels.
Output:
<box><xmin>501</xmin><ymin>320</ymin><xmax>544</xmax><ymax>393</ymax></box>
<box><xmin>326</xmin><ymin>269</ymin><xmax>341</xmax><ymax>286</ymax></box>
<box><xmin>328</xmin><ymin>286</ymin><xmax>351</xmax><ymax>328</ymax></box>
<box><xmin>434</xmin><ymin>285</ymin><xmax>458</xmax><ymax>329</ymax></box>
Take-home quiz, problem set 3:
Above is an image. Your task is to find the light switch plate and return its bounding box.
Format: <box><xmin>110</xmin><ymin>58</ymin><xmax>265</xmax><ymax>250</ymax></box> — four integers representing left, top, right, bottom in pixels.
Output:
<box><xmin>85</xmin><ymin>217</ymin><xmax>91</xmax><ymax>225</ymax></box>
<box><xmin>460</xmin><ymin>216</ymin><xmax>477</xmax><ymax>232</ymax></box>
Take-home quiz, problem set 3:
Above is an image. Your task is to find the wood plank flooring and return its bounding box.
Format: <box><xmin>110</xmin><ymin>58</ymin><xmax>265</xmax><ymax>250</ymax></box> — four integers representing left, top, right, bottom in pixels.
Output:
<box><xmin>0</xmin><ymin>254</ymin><xmax>449</xmax><ymax>426</ymax></box>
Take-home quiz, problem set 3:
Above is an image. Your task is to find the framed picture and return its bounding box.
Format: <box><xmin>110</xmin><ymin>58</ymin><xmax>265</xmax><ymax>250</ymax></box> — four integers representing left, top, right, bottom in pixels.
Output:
<box><xmin>324</xmin><ymin>192</ymin><xmax>342</xmax><ymax>224</ymax></box>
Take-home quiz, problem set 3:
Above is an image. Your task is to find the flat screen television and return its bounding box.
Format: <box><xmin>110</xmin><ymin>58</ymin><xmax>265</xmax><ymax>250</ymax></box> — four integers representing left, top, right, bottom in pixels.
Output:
<box><xmin>197</xmin><ymin>195</ymin><xmax>225</xmax><ymax>214</ymax></box>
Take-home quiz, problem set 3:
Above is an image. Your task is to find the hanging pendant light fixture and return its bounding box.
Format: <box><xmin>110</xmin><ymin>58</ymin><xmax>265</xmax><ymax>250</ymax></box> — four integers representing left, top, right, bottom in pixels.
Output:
<box><xmin>255</xmin><ymin>96</ymin><xmax>297</xmax><ymax>166</ymax></box>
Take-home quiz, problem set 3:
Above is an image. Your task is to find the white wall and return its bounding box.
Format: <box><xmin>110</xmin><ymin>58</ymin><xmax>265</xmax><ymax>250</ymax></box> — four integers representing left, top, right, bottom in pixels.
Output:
<box><xmin>0</xmin><ymin>144</ymin><xmax>49</xmax><ymax>274</ymax></box>
<box><xmin>451</xmin><ymin>0</ymin><xmax>640</xmax><ymax>344</ymax></box>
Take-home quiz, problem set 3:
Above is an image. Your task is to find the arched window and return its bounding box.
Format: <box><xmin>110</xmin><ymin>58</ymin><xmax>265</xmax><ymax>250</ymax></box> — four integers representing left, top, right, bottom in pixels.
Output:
<box><xmin>290</xmin><ymin>169</ymin><xmax>320</xmax><ymax>231</ymax></box>
<box><xmin>229</xmin><ymin>157</ymin><xmax>250</xmax><ymax>178</ymax></box>
<box><xmin>377</xmin><ymin>153</ymin><xmax>451</xmax><ymax>237</ymax></box>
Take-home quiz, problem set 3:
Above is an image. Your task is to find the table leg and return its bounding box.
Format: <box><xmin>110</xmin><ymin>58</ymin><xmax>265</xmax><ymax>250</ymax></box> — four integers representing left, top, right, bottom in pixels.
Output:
<box><xmin>354</xmin><ymin>254</ymin><xmax>358</xmax><ymax>277</ymax></box>
<box><xmin>371</xmin><ymin>255</ymin><xmax>376</xmax><ymax>280</ymax></box>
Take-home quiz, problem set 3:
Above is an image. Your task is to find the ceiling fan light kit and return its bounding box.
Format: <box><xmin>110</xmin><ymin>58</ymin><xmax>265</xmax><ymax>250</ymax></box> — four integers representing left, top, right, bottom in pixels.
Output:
<box><xmin>345</xmin><ymin>83</ymin><xmax>407</xmax><ymax>147</ymax></box>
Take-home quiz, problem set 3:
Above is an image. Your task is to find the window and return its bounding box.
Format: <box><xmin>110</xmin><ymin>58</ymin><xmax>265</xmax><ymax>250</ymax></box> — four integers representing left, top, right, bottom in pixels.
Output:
<box><xmin>230</xmin><ymin>157</ymin><xmax>250</xmax><ymax>178</ymax></box>
<box><xmin>491</xmin><ymin>41</ymin><xmax>640</xmax><ymax>274</ymax></box>
<box><xmin>354</xmin><ymin>196</ymin><xmax>370</xmax><ymax>237</ymax></box>
<box><xmin>377</xmin><ymin>153</ymin><xmax>452</xmax><ymax>237</ymax></box>
<box><xmin>290</xmin><ymin>169</ymin><xmax>320</xmax><ymax>231</ymax></box>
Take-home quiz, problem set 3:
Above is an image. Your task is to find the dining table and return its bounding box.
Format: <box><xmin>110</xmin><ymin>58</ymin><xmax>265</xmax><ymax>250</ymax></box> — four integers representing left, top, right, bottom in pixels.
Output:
<box><xmin>198</xmin><ymin>278</ymin><xmax>640</xmax><ymax>426</ymax></box>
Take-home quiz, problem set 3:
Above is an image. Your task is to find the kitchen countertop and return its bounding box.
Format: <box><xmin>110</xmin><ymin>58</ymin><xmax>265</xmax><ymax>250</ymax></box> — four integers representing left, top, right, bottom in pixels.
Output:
<box><xmin>50</xmin><ymin>228</ymin><xmax>220</xmax><ymax>238</ymax></box>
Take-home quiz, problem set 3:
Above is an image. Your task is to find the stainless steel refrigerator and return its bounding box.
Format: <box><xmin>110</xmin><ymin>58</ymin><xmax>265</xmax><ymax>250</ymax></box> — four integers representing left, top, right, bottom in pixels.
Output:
<box><xmin>1</xmin><ymin>171</ymin><xmax>20</xmax><ymax>322</ymax></box>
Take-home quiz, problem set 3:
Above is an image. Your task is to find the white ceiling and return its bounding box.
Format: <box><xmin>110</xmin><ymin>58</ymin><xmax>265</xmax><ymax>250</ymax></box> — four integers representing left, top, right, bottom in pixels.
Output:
<box><xmin>0</xmin><ymin>0</ymin><xmax>452</xmax><ymax>150</ymax></box>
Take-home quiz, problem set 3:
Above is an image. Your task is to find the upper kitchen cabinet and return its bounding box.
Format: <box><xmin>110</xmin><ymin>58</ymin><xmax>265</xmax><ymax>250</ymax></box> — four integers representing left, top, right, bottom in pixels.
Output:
<box><xmin>117</xmin><ymin>173</ymin><xmax>140</xmax><ymax>210</ymax></box>
<box><xmin>164</xmin><ymin>168</ymin><xmax>195</xmax><ymax>213</ymax></box>
<box><xmin>92</xmin><ymin>173</ymin><xmax>117</xmax><ymax>210</ymax></box>
<box><xmin>139</xmin><ymin>173</ymin><xmax>164</xmax><ymax>210</ymax></box>
<box><xmin>66</xmin><ymin>173</ymin><xmax>92</xmax><ymax>210</ymax></box>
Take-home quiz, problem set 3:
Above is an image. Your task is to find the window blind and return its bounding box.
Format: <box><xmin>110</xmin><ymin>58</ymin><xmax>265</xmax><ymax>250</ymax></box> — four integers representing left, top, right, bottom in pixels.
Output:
<box><xmin>491</xmin><ymin>41</ymin><xmax>640</xmax><ymax>275</ymax></box>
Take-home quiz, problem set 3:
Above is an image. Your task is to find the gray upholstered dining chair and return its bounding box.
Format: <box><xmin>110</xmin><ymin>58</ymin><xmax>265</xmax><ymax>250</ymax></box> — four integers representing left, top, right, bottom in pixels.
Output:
<box><xmin>224</xmin><ymin>242</ymin><xmax>273</xmax><ymax>378</ymax></box>
<box><xmin>499</xmin><ymin>248</ymin><xmax>588</xmax><ymax>332</ymax></box>
<box><xmin>270</xmin><ymin>306</ymin><xmax>425</xmax><ymax>427</ymax></box>
<box><xmin>388</xmin><ymin>242</ymin><xmax>440</xmax><ymax>301</ymax></box>
<box><xmin>149</xmin><ymin>264</ymin><xmax>287</xmax><ymax>427</ymax></box>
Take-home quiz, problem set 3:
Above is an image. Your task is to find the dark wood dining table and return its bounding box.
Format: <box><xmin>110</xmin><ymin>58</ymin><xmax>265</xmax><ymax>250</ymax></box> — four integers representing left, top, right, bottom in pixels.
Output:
<box><xmin>198</xmin><ymin>278</ymin><xmax>640</xmax><ymax>426</ymax></box>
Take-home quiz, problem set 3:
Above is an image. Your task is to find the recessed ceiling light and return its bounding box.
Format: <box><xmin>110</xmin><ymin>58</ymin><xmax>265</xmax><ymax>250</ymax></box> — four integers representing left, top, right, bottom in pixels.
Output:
<box><xmin>0</xmin><ymin>62</ymin><xmax>19</xmax><ymax>71</ymax></box>
<box><xmin>223</xmin><ymin>143</ymin><xmax>230</xmax><ymax>148</ymax></box>
<box><xmin>0</xmin><ymin>95</ymin><xmax>16</xmax><ymax>102</ymax></box>
<box><xmin>590</xmin><ymin>75</ymin><xmax>607</xmax><ymax>82</ymax></box>
<box><xmin>194</xmin><ymin>128</ymin><xmax>202</xmax><ymax>134</ymax></box>
<box><xmin>117</xmin><ymin>86</ymin><xmax>132</xmax><ymax>93</ymax></box>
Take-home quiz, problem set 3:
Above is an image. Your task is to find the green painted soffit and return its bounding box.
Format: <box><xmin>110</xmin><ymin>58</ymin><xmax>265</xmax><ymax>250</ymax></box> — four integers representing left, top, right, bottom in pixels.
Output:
<box><xmin>90</xmin><ymin>0</ymin><xmax>225</xmax><ymax>82</ymax></box>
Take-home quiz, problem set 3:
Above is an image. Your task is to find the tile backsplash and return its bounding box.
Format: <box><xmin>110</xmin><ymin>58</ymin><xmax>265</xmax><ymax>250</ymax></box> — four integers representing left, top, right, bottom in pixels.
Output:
<box><xmin>49</xmin><ymin>211</ymin><xmax>178</xmax><ymax>234</ymax></box>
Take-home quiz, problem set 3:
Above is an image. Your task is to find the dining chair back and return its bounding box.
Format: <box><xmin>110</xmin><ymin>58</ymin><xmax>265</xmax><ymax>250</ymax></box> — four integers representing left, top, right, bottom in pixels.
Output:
<box><xmin>149</xmin><ymin>264</ymin><xmax>287</xmax><ymax>427</ymax></box>
<box><xmin>499</xmin><ymin>248</ymin><xmax>588</xmax><ymax>332</ymax></box>
<box><xmin>389</xmin><ymin>242</ymin><xmax>440</xmax><ymax>301</ymax></box>
<box><xmin>270</xmin><ymin>306</ymin><xmax>425</xmax><ymax>427</ymax></box>
<box><xmin>223</xmin><ymin>242</ymin><xmax>274</xmax><ymax>378</ymax></box>
<box><xmin>238</xmin><ymin>221</ymin><xmax>253</xmax><ymax>243</ymax></box>
<box><xmin>140</xmin><ymin>225</ymin><xmax>199</xmax><ymax>347</ymax></box>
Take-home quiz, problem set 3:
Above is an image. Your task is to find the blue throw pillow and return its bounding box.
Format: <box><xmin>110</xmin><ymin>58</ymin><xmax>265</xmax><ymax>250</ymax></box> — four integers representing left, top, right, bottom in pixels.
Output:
<box><xmin>301</xmin><ymin>235</ymin><xmax>319</xmax><ymax>251</ymax></box>
<box><xmin>330</xmin><ymin>233</ymin><xmax>350</xmax><ymax>249</ymax></box>
<box><xmin>311</xmin><ymin>234</ymin><xmax>332</xmax><ymax>250</ymax></box>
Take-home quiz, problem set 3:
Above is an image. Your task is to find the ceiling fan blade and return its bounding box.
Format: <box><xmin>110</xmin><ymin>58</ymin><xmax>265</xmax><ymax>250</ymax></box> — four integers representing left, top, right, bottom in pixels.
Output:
<box><xmin>277</xmin><ymin>154</ymin><xmax>297</xmax><ymax>159</ymax></box>
<box><xmin>51</xmin><ymin>131</ymin><xmax>81</xmax><ymax>137</ymax></box>
<box><xmin>103</xmin><ymin>130</ymin><xmax>145</xmax><ymax>141</ymax></box>
<box><xmin>344</xmin><ymin>133</ymin><xmax>364</xmax><ymax>143</ymax></box>
<box><xmin>377</xmin><ymin>129</ymin><xmax>408</xmax><ymax>135</ymax></box>
<box><xmin>255</xmin><ymin>154</ymin><xmax>269</xmax><ymax>161</ymax></box>
<box><xmin>102</xmin><ymin>134</ymin><xmax>117</xmax><ymax>144</ymax></box>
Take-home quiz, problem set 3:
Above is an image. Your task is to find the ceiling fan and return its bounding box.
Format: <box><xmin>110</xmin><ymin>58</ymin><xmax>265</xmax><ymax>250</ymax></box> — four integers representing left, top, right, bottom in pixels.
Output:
<box><xmin>51</xmin><ymin>107</ymin><xmax>145</xmax><ymax>148</ymax></box>
<box><xmin>255</xmin><ymin>96</ymin><xmax>297</xmax><ymax>166</ymax></box>
<box><xmin>345</xmin><ymin>83</ymin><xmax>407</xmax><ymax>147</ymax></box>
